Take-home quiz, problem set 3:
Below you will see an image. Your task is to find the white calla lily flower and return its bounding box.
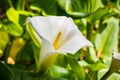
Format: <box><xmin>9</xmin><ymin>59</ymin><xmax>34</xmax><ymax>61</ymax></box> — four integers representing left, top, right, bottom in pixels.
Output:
<box><xmin>26</xmin><ymin>16</ymin><xmax>93</xmax><ymax>72</ymax></box>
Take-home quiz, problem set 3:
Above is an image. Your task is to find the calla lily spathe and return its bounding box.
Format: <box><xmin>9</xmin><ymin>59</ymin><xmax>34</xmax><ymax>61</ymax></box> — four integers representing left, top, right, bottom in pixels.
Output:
<box><xmin>26</xmin><ymin>16</ymin><xmax>93</xmax><ymax>72</ymax></box>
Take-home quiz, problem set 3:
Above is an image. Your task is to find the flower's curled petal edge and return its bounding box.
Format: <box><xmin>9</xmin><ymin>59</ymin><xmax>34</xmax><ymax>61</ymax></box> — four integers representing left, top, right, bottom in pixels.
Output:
<box><xmin>57</xmin><ymin>29</ymin><xmax>93</xmax><ymax>54</ymax></box>
<box><xmin>39</xmin><ymin>38</ymin><xmax>55</xmax><ymax>64</ymax></box>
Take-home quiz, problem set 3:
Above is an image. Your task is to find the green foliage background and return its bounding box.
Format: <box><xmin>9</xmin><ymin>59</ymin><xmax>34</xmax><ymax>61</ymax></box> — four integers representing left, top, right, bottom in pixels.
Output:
<box><xmin>0</xmin><ymin>0</ymin><xmax>119</xmax><ymax>80</ymax></box>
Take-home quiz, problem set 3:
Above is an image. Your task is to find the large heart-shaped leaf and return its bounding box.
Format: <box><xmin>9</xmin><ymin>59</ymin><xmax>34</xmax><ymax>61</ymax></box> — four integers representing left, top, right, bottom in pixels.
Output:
<box><xmin>57</xmin><ymin>0</ymin><xmax>104</xmax><ymax>18</ymax></box>
<box><xmin>94</xmin><ymin>17</ymin><xmax>119</xmax><ymax>79</ymax></box>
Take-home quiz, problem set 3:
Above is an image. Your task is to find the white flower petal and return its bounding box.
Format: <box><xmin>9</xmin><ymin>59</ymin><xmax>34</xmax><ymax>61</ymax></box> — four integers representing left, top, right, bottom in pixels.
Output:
<box><xmin>27</xmin><ymin>16</ymin><xmax>93</xmax><ymax>54</ymax></box>
<box><xmin>56</xmin><ymin>17</ymin><xmax>78</xmax><ymax>46</ymax></box>
<box><xmin>57</xmin><ymin>29</ymin><xmax>93</xmax><ymax>54</ymax></box>
<box><xmin>51</xmin><ymin>17</ymin><xmax>79</xmax><ymax>50</ymax></box>
<box><xmin>39</xmin><ymin>38</ymin><xmax>55</xmax><ymax>64</ymax></box>
<box><xmin>28</xmin><ymin>16</ymin><xmax>72</xmax><ymax>43</ymax></box>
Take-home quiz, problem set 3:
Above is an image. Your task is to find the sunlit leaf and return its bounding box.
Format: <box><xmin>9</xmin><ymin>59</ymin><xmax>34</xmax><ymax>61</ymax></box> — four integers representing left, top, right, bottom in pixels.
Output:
<box><xmin>90</xmin><ymin>61</ymin><xmax>106</xmax><ymax>71</ymax></box>
<box><xmin>3</xmin><ymin>21</ymin><xmax>23</xmax><ymax>36</ymax></box>
<box><xmin>101</xmin><ymin>53</ymin><xmax>120</xmax><ymax>80</ymax></box>
<box><xmin>78</xmin><ymin>60</ymin><xmax>89</xmax><ymax>67</ymax></box>
<box><xmin>107</xmin><ymin>73</ymin><xmax>120</xmax><ymax>80</ymax></box>
<box><xmin>5</xmin><ymin>7</ymin><xmax>23</xmax><ymax>36</ymax></box>
<box><xmin>94</xmin><ymin>17</ymin><xmax>119</xmax><ymax>79</ymax></box>
<box><xmin>48</xmin><ymin>65</ymin><xmax>70</xmax><ymax>79</ymax></box>
<box><xmin>6</xmin><ymin>7</ymin><xmax>19</xmax><ymax>24</ymax></box>
<box><xmin>95</xmin><ymin>17</ymin><xmax>119</xmax><ymax>63</ymax></box>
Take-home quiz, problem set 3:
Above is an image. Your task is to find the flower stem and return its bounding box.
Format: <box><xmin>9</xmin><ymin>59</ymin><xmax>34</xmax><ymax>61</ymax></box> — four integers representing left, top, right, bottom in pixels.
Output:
<box><xmin>86</xmin><ymin>22</ymin><xmax>93</xmax><ymax>41</ymax></box>
<box><xmin>85</xmin><ymin>22</ymin><xmax>94</xmax><ymax>61</ymax></box>
<box><xmin>16</xmin><ymin>0</ymin><xmax>26</xmax><ymax>10</ymax></box>
<box><xmin>7</xmin><ymin>0</ymin><xmax>13</xmax><ymax>7</ymax></box>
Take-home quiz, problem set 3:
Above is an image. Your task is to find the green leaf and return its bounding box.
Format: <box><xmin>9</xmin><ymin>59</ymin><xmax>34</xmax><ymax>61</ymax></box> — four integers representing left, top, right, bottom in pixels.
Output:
<box><xmin>30</xmin><ymin>0</ymin><xmax>57</xmax><ymax>15</ymax></box>
<box><xmin>78</xmin><ymin>60</ymin><xmax>89</xmax><ymax>67</ymax></box>
<box><xmin>0</xmin><ymin>61</ymin><xmax>14</xmax><ymax>80</ymax></box>
<box><xmin>74</xmin><ymin>19</ymin><xmax>87</xmax><ymax>33</ymax></box>
<box><xmin>5</xmin><ymin>7</ymin><xmax>23</xmax><ymax>36</ymax></box>
<box><xmin>101</xmin><ymin>56</ymin><xmax>120</xmax><ymax>80</ymax></box>
<box><xmin>4</xmin><ymin>21</ymin><xmax>23</xmax><ymax>36</ymax></box>
<box><xmin>55</xmin><ymin>54</ymin><xmax>67</xmax><ymax>67</ymax></box>
<box><xmin>67</xmin><ymin>54</ymin><xmax>86</xmax><ymax>80</ymax></box>
<box><xmin>57</xmin><ymin>0</ymin><xmax>104</xmax><ymax>18</ymax></box>
<box><xmin>116</xmin><ymin>0</ymin><xmax>120</xmax><ymax>10</ymax></box>
<box><xmin>11</xmin><ymin>68</ymin><xmax>68</xmax><ymax>80</ymax></box>
<box><xmin>95</xmin><ymin>17</ymin><xmax>119</xmax><ymax>63</ymax></box>
<box><xmin>86</xmin><ymin>7</ymin><xmax>109</xmax><ymax>22</ymax></box>
<box><xmin>107</xmin><ymin>73</ymin><xmax>120</xmax><ymax>80</ymax></box>
<box><xmin>48</xmin><ymin>65</ymin><xmax>70</xmax><ymax>79</ymax></box>
<box><xmin>90</xmin><ymin>61</ymin><xmax>106</xmax><ymax>71</ymax></box>
<box><xmin>94</xmin><ymin>17</ymin><xmax>119</xmax><ymax>79</ymax></box>
<box><xmin>6</xmin><ymin>7</ymin><xmax>19</xmax><ymax>24</ymax></box>
<box><xmin>102</xmin><ymin>0</ymin><xmax>120</xmax><ymax>11</ymax></box>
